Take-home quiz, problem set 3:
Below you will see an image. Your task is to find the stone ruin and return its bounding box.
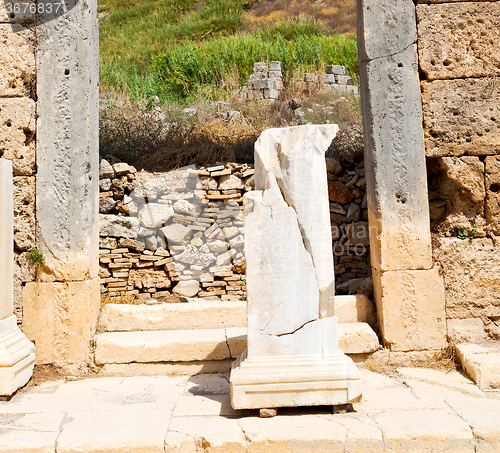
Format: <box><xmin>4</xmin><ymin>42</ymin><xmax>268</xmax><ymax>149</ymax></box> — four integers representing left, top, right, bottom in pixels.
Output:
<box><xmin>1</xmin><ymin>0</ymin><xmax>500</xmax><ymax>394</ymax></box>
<box><xmin>230</xmin><ymin>124</ymin><xmax>361</xmax><ymax>410</ymax></box>
<box><xmin>245</xmin><ymin>61</ymin><xmax>358</xmax><ymax>101</ymax></box>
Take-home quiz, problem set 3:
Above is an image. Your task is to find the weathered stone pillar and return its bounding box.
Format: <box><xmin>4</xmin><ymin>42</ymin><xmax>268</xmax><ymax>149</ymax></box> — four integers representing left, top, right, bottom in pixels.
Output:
<box><xmin>357</xmin><ymin>0</ymin><xmax>447</xmax><ymax>351</ymax></box>
<box><xmin>22</xmin><ymin>0</ymin><xmax>100</xmax><ymax>366</ymax></box>
<box><xmin>0</xmin><ymin>159</ymin><xmax>35</xmax><ymax>395</ymax></box>
<box><xmin>230</xmin><ymin>125</ymin><xmax>361</xmax><ymax>410</ymax></box>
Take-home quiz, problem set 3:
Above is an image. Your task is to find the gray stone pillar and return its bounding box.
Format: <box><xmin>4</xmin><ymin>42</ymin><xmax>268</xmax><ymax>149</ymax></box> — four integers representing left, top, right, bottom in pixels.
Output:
<box><xmin>357</xmin><ymin>0</ymin><xmax>447</xmax><ymax>351</ymax></box>
<box><xmin>0</xmin><ymin>159</ymin><xmax>35</xmax><ymax>395</ymax></box>
<box><xmin>22</xmin><ymin>0</ymin><xmax>100</xmax><ymax>366</ymax></box>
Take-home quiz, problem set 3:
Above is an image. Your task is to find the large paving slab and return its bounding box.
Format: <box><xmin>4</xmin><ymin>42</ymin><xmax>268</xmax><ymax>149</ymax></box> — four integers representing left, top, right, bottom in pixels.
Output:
<box><xmin>0</xmin><ymin>369</ymin><xmax>498</xmax><ymax>452</ymax></box>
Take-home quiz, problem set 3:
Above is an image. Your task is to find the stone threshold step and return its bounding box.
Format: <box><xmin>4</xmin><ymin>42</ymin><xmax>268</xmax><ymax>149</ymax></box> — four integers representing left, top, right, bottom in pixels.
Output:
<box><xmin>94</xmin><ymin>324</ymin><xmax>380</xmax><ymax>366</ymax></box>
<box><xmin>456</xmin><ymin>342</ymin><xmax>500</xmax><ymax>391</ymax></box>
<box><xmin>98</xmin><ymin>295</ymin><xmax>376</xmax><ymax>332</ymax></box>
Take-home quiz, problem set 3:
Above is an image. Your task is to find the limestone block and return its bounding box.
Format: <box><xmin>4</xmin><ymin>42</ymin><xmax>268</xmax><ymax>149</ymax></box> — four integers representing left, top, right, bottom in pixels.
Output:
<box><xmin>165</xmin><ymin>417</ymin><xmax>247</xmax><ymax>453</ymax></box>
<box><xmin>433</xmin><ymin>238</ymin><xmax>500</xmax><ymax>321</ymax></box>
<box><xmin>162</xmin><ymin>224</ymin><xmax>192</xmax><ymax>244</ymax></box>
<box><xmin>13</xmin><ymin>176</ymin><xmax>35</xmax><ymax>251</ymax></box>
<box><xmin>338</xmin><ymin>323</ymin><xmax>380</xmax><ymax>354</ymax></box>
<box><xmin>218</xmin><ymin>174</ymin><xmax>243</xmax><ymax>190</ymax></box>
<box><xmin>358</xmin><ymin>3</ymin><xmax>432</xmax><ymax>271</ymax></box>
<box><xmin>346</xmin><ymin>221</ymin><xmax>370</xmax><ymax>247</ymax></box>
<box><xmin>36</xmin><ymin>0</ymin><xmax>99</xmax><ymax>282</ymax></box>
<box><xmin>175</xmin><ymin>244</ymin><xmax>215</xmax><ymax>267</ymax></box>
<box><xmin>173</xmin><ymin>199</ymin><xmax>201</xmax><ymax>217</ymax></box>
<box><xmin>94</xmin><ymin>329</ymin><xmax>231</xmax><ymax>364</ymax></box>
<box><xmin>0</xmin><ymin>25</ymin><xmax>35</xmax><ymax>97</ymax></box>
<box><xmin>99</xmin><ymin>300</ymin><xmax>246</xmax><ymax>332</ymax></box>
<box><xmin>99</xmin><ymin>214</ymin><xmax>140</xmax><ymax>238</ymax></box>
<box><xmin>254</xmin><ymin>124</ymin><xmax>338</xmax><ymax>313</ymax></box>
<box><xmin>137</xmin><ymin>203</ymin><xmax>174</xmax><ymax>228</ymax></box>
<box><xmin>374</xmin><ymin>408</ymin><xmax>473</xmax><ymax>448</ymax></box>
<box><xmin>372</xmin><ymin>268</ymin><xmax>447</xmax><ymax>351</ymax></box>
<box><xmin>128</xmin><ymin>269</ymin><xmax>170</xmax><ymax>289</ymax></box>
<box><xmin>422</xmin><ymin>79</ymin><xmax>500</xmax><ymax>157</ymax></box>
<box><xmin>0</xmin><ymin>97</ymin><xmax>35</xmax><ymax>176</ymax></box>
<box><xmin>485</xmin><ymin>156</ymin><xmax>500</xmax><ymax>233</ymax></box>
<box><xmin>438</xmin><ymin>157</ymin><xmax>485</xmax><ymax>204</ymax></box>
<box><xmin>417</xmin><ymin>2</ymin><xmax>500</xmax><ymax>80</ymax></box>
<box><xmin>172</xmin><ymin>280</ymin><xmax>200</xmax><ymax>298</ymax></box>
<box><xmin>22</xmin><ymin>279</ymin><xmax>101</xmax><ymax>365</ymax></box>
<box><xmin>357</xmin><ymin>0</ymin><xmax>417</xmax><ymax>63</ymax></box>
<box><xmin>456</xmin><ymin>343</ymin><xmax>500</xmax><ymax>390</ymax></box>
<box><xmin>334</xmin><ymin>295</ymin><xmax>376</xmax><ymax>325</ymax></box>
<box><xmin>447</xmin><ymin>319</ymin><xmax>487</xmax><ymax>344</ymax></box>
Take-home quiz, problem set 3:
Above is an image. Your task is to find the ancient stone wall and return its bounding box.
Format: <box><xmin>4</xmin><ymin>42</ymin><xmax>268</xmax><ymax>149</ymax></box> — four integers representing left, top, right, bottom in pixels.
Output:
<box><xmin>0</xmin><ymin>5</ymin><xmax>37</xmax><ymax>325</ymax></box>
<box><xmin>418</xmin><ymin>1</ymin><xmax>500</xmax><ymax>342</ymax></box>
<box><xmin>97</xmin><ymin>156</ymin><xmax>372</xmax><ymax>303</ymax></box>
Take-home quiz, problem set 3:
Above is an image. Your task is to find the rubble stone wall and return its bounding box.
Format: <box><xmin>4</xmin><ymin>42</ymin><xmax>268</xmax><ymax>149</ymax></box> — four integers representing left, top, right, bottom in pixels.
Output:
<box><xmin>0</xmin><ymin>7</ymin><xmax>37</xmax><ymax>325</ymax></box>
<box><xmin>98</xmin><ymin>157</ymin><xmax>371</xmax><ymax>302</ymax></box>
<box><xmin>418</xmin><ymin>0</ymin><xmax>500</xmax><ymax>342</ymax></box>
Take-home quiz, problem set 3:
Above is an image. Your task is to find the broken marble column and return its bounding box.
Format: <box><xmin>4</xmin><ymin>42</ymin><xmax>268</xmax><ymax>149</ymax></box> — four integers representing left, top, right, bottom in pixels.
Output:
<box><xmin>230</xmin><ymin>125</ymin><xmax>361</xmax><ymax>410</ymax></box>
<box><xmin>0</xmin><ymin>159</ymin><xmax>35</xmax><ymax>396</ymax></box>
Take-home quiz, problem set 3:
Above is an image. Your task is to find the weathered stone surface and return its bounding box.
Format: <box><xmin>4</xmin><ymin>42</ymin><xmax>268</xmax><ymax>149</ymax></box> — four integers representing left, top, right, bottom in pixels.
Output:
<box><xmin>372</xmin><ymin>268</ymin><xmax>447</xmax><ymax>352</ymax></box>
<box><xmin>422</xmin><ymin>79</ymin><xmax>500</xmax><ymax>157</ymax></box>
<box><xmin>334</xmin><ymin>295</ymin><xmax>376</xmax><ymax>326</ymax></box>
<box><xmin>0</xmin><ymin>0</ymin><xmax>36</xmax><ymax>23</ymax></box>
<box><xmin>22</xmin><ymin>279</ymin><xmax>101</xmax><ymax>364</ymax></box>
<box><xmin>456</xmin><ymin>343</ymin><xmax>500</xmax><ymax>390</ymax></box>
<box><xmin>0</xmin><ymin>25</ymin><xmax>35</xmax><ymax>97</ymax></box>
<box><xmin>99</xmin><ymin>196</ymin><xmax>116</xmax><ymax>214</ymax></box>
<box><xmin>162</xmin><ymin>224</ymin><xmax>192</xmax><ymax>244</ymax></box>
<box><xmin>95</xmin><ymin>329</ymin><xmax>231</xmax><ymax>364</ymax></box>
<box><xmin>358</xmin><ymin>1</ymin><xmax>432</xmax><ymax>272</ymax></box>
<box><xmin>255</xmin><ymin>124</ymin><xmax>338</xmax><ymax>313</ymax></box>
<box><xmin>439</xmin><ymin>157</ymin><xmax>485</xmax><ymax>204</ymax></box>
<box><xmin>99</xmin><ymin>159</ymin><xmax>114</xmax><ymax>179</ymax></box>
<box><xmin>99</xmin><ymin>214</ymin><xmax>140</xmax><ymax>238</ymax></box>
<box><xmin>172</xmin><ymin>280</ymin><xmax>200</xmax><ymax>298</ymax></box>
<box><xmin>128</xmin><ymin>269</ymin><xmax>171</xmax><ymax>289</ymax></box>
<box><xmin>231</xmin><ymin>125</ymin><xmax>361</xmax><ymax>410</ymax></box>
<box><xmin>173</xmin><ymin>199</ymin><xmax>201</xmax><ymax>217</ymax></box>
<box><xmin>175</xmin><ymin>244</ymin><xmax>215</xmax><ymax>267</ymax></box>
<box><xmin>357</xmin><ymin>0</ymin><xmax>417</xmax><ymax>63</ymax></box>
<box><xmin>433</xmin><ymin>238</ymin><xmax>500</xmax><ymax>324</ymax></box>
<box><xmin>112</xmin><ymin>162</ymin><xmax>135</xmax><ymax>175</ymax></box>
<box><xmin>338</xmin><ymin>323</ymin><xmax>380</xmax><ymax>354</ymax></box>
<box><xmin>417</xmin><ymin>2</ymin><xmax>500</xmax><ymax>80</ymax></box>
<box><xmin>346</xmin><ymin>221</ymin><xmax>370</xmax><ymax>247</ymax></box>
<box><xmin>0</xmin><ymin>97</ymin><xmax>36</xmax><ymax>176</ymax></box>
<box><xmin>36</xmin><ymin>0</ymin><xmax>99</xmax><ymax>283</ymax></box>
<box><xmin>447</xmin><ymin>318</ymin><xmax>487</xmax><ymax>344</ymax></box>
<box><xmin>218</xmin><ymin>174</ymin><xmax>243</xmax><ymax>190</ymax></box>
<box><xmin>325</xmin><ymin>157</ymin><xmax>341</xmax><ymax>174</ymax></box>
<box><xmin>12</xmin><ymin>176</ymin><xmax>35</xmax><ymax>251</ymax></box>
<box><xmin>485</xmin><ymin>156</ymin><xmax>500</xmax><ymax>233</ymax></box>
<box><xmin>99</xmin><ymin>300</ymin><xmax>246</xmax><ymax>332</ymax></box>
<box><xmin>328</xmin><ymin>181</ymin><xmax>354</xmax><ymax>204</ymax></box>
<box><xmin>137</xmin><ymin>203</ymin><xmax>174</xmax><ymax>228</ymax></box>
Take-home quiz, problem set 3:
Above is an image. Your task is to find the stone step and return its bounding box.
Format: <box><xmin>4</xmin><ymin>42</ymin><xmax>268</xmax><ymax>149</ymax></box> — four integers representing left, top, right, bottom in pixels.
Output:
<box><xmin>98</xmin><ymin>300</ymin><xmax>247</xmax><ymax>332</ymax></box>
<box><xmin>94</xmin><ymin>323</ymin><xmax>380</xmax><ymax>375</ymax></box>
<box><xmin>98</xmin><ymin>295</ymin><xmax>376</xmax><ymax>332</ymax></box>
<box><xmin>456</xmin><ymin>342</ymin><xmax>500</xmax><ymax>391</ymax></box>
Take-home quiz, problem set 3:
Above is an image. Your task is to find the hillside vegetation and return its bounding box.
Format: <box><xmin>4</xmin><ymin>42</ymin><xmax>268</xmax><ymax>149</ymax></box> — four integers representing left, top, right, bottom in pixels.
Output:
<box><xmin>98</xmin><ymin>0</ymin><xmax>358</xmax><ymax>103</ymax></box>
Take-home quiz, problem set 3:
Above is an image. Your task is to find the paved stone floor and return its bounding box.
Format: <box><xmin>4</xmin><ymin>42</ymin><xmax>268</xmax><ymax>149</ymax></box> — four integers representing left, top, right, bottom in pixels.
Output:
<box><xmin>0</xmin><ymin>367</ymin><xmax>499</xmax><ymax>453</ymax></box>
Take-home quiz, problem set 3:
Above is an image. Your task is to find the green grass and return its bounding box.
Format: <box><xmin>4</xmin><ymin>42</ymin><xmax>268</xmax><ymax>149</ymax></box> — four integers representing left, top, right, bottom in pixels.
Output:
<box><xmin>99</xmin><ymin>0</ymin><xmax>359</xmax><ymax>103</ymax></box>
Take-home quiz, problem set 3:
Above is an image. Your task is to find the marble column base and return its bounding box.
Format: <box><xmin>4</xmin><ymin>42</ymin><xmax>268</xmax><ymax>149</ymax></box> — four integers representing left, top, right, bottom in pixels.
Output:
<box><xmin>0</xmin><ymin>315</ymin><xmax>35</xmax><ymax>396</ymax></box>
<box><xmin>230</xmin><ymin>350</ymin><xmax>362</xmax><ymax>410</ymax></box>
